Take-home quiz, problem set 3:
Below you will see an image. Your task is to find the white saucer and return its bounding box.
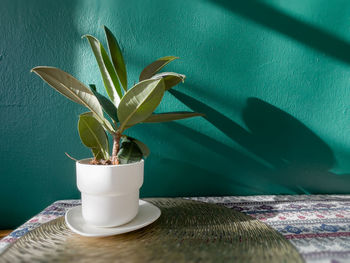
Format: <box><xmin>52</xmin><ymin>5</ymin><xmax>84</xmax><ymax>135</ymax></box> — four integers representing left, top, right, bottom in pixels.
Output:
<box><xmin>65</xmin><ymin>200</ymin><xmax>161</xmax><ymax>237</ymax></box>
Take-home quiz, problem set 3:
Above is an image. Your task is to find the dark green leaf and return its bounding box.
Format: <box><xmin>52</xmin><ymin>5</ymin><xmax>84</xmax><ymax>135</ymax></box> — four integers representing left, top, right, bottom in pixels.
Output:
<box><xmin>151</xmin><ymin>72</ymin><xmax>185</xmax><ymax>90</ymax></box>
<box><xmin>139</xmin><ymin>56</ymin><xmax>178</xmax><ymax>81</ymax></box>
<box><xmin>104</xmin><ymin>26</ymin><xmax>127</xmax><ymax>92</ymax></box>
<box><xmin>133</xmin><ymin>138</ymin><xmax>150</xmax><ymax>158</ymax></box>
<box><xmin>122</xmin><ymin>135</ymin><xmax>150</xmax><ymax>158</ymax></box>
<box><xmin>31</xmin><ymin>66</ymin><xmax>114</xmax><ymax>133</ymax></box>
<box><xmin>117</xmin><ymin>137</ymin><xmax>143</xmax><ymax>164</ymax></box>
<box><xmin>78</xmin><ymin>112</ymin><xmax>109</xmax><ymax>160</ymax></box>
<box><xmin>89</xmin><ymin>84</ymin><xmax>118</xmax><ymax>123</ymax></box>
<box><xmin>117</xmin><ymin>78</ymin><xmax>165</xmax><ymax>131</ymax></box>
<box><xmin>83</xmin><ymin>35</ymin><xmax>123</xmax><ymax>104</ymax></box>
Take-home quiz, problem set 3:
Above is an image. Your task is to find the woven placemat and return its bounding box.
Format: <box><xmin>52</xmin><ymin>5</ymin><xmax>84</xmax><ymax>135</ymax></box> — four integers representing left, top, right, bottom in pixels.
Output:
<box><xmin>1</xmin><ymin>198</ymin><xmax>304</xmax><ymax>263</ymax></box>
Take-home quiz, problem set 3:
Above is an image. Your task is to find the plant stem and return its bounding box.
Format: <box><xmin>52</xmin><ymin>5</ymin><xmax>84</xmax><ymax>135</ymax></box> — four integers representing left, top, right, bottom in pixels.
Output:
<box><xmin>112</xmin><ymin>131</ymin><xmax>121</xmax><ymax>165</ymax></box>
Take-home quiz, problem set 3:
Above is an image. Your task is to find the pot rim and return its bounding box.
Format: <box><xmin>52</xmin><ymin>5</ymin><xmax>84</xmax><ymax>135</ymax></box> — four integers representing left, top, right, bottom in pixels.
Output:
<box><xmin>77</xmin><ymin>158</ymin><xmax>144</xmax><ymax>167</ymax></box>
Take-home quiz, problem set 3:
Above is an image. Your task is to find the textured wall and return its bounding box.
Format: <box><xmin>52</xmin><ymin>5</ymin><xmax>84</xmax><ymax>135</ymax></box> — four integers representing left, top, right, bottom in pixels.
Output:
<box><xmin>2</xmin><ymin>0</ymin><xmax>350</xmax><ymax>228</ymax></box>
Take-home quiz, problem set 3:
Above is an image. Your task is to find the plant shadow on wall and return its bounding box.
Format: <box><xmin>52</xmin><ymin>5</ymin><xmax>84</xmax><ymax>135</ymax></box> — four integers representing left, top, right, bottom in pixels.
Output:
<box><xmin>168</xmin><ymin>89</ymin><xmax>350</xmax><ymax>194</ymax></box>
<box><xmin>210</xmin><ymin>0</ymin><xmax>350</xmax><ymax>65</ymax></box>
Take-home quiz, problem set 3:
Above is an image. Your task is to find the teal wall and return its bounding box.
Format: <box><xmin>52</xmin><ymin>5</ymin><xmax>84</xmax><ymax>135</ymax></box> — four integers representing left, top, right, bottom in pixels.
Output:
<box><xmin>2</xmin><ymin>0</ymin><xmax>350</xmax><ymax>228</ymax></box>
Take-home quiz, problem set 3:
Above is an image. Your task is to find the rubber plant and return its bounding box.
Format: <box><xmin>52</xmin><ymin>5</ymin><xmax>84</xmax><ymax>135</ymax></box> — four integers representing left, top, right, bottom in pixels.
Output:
<box><xmin>31</xmin><ymin>26</ymin><xmax>203</xmax><ymax>165</ymax></box>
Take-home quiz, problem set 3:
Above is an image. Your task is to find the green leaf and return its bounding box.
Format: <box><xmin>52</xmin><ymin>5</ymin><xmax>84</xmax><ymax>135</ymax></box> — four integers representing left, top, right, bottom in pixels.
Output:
<box><xmin>133</xmin><ymin>138</ymin><xmax>150</xmax><ymax>158</ymax></box>
<box><xmin>151</xmin><ymin>72</ymin><xmax>185</xmax><ymax>90</ymax></box>
<box><xmin>31</xmin><ymin>66</ymin><xmax>114</xmax><ymax>133</ymax></box>
<box><xmin>117</xmin><ymin>137</ymin><xmax>143</xmax><ymax>164</ymax></box>
<box><xmin>117</xmin><ymin>78</ymin><xmax>165</xmax><ymax>131</ymax></box>
<box><xmin>139</xmin><ymin>56</ymin><xmax>178</xmax><ymax>81</ymax></box>
<box><xmin>78</xmin><ymin>112</ymin><xmax>109</xmax><ymax>160</ymax></box>
<box><xmin>83</xmin><ymin>35</ymin><xmax>123</xmax><ymax>105</ymax></box>
<box><xmin>143</xmin><ymin>112</ymin><xmax>204</xmax><ymax>123</ymax></box>
<box><xmin>122</xmin><ymin>135</ymin><xmax>150</xmax><ymax>158</ymax></box>
<box><xmin>104</xmin><ymin>26</ymin><xmax>127</xmax><ymax>92</ymax></box>
<box><xmin>89</xmin><ymin>84</ymin><xmax>118</xmax><ymax>123</ymax></box>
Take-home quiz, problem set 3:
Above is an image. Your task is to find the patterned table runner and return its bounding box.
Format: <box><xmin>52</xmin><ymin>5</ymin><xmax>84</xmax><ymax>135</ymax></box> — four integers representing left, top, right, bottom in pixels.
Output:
<box><xmin>1</xmin><ymin>195</ymin><xmax>350</xmax><ymax>262</ymax></box>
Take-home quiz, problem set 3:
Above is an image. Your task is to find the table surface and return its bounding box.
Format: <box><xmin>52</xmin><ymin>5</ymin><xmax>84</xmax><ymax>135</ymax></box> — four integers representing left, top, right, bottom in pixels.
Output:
<box><xmin>1</xmin><ymin>195</ymin><xmax>350</xmax><ymax>263</ymax></box>
<box><xmin>0</xmin><ymin>231</ymin><xmax>11</xmax><ymax>240</ymax></box>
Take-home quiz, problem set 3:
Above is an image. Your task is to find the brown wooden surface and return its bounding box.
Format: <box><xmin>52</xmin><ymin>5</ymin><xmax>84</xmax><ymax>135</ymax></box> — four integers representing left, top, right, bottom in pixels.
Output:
<box><xmin>0</xmin><ymin>230</ymin><xmax>12</xmax><ymax>239</ymax></box>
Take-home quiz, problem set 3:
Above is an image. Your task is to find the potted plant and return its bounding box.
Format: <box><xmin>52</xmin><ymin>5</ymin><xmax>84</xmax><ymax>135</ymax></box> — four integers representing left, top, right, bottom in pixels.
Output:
<box><xmin>31</xmin><ymin>26</ymin><xmax>203</xmax><ymax>227</ymax></box>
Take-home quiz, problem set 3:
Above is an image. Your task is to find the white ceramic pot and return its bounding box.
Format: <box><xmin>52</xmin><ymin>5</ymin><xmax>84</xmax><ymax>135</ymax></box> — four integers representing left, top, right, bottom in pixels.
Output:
<box><xmin>76</xmin><ymin>159</ymin><xmax>144</xmax><ymax>227</ymax></box>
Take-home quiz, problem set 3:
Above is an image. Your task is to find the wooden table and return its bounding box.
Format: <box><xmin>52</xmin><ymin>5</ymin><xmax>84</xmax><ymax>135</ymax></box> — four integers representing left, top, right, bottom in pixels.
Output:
<box><xmin>0</xmin><ymin>230</ymin><xmax>11</xmax><ymax>239</ymax></box>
